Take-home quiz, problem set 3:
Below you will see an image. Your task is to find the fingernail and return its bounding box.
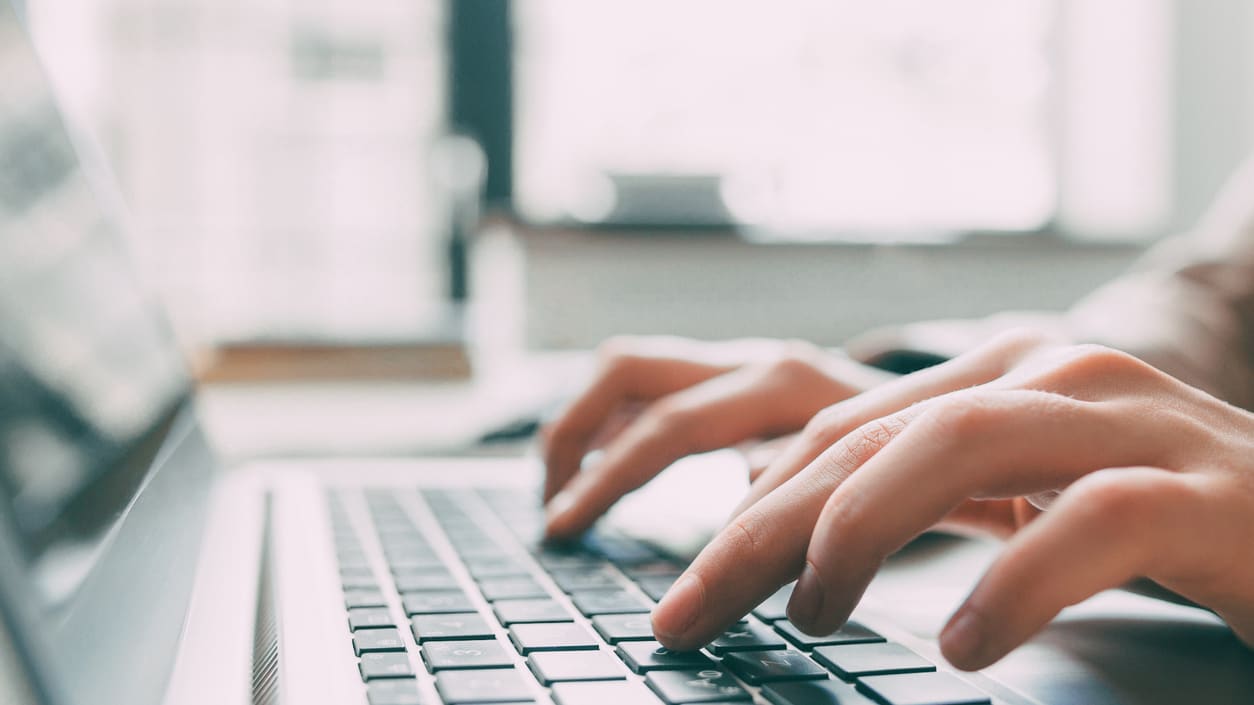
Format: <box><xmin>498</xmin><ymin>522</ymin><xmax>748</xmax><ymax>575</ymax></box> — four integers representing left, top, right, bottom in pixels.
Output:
<box><xmin>652</xmin><ymin>574</ymin><xmax>703</xmax><ymax>640</ymax></box>
<box><xmin>788</xmin><ymin>564</ymin><xmax>824</xmax><ymax>630</ymax></box>
<box><xmin>543</xmin><ymin>491</ymin><xmax>575</xmax><ymax>537</ymax></box>
<box><xmin>940</xmin><ymin>608</ymin><xmax>985</xmax><ymax>669</ymax></box>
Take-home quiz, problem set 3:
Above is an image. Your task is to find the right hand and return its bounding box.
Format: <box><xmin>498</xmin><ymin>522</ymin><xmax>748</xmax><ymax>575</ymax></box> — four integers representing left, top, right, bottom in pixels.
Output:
<box><xmin>541</xmin><ymin>336</ymin><xmax>895</xmax><ymax>538</ymax></box>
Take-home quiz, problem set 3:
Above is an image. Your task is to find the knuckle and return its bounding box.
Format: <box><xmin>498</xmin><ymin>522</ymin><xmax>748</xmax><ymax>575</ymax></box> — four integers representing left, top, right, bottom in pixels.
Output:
<box><xmin>644</xmin><ymin>398</ymin><xmax>694</xmax><ymax>433</ymax></box>
<box><xmin>803</xmin><ymin>404</ymin><xmax>851</xmax><ymax>443</ymax></box>
<box><xmin>917</xmin><ymin>390</ymin><xmax>1001</xmax><ymax>441</ymax></box>
<box><xmin>727</xmin><ymin>511</ymin><xmax>768</xmax><ymax>561</ymax></box>
<box><xmin>1048</xmin><ymin>344</ymin><xmax>1157</xmax><ymax>382</ymax></box>
<box><xmin>766</xmin><ymin>340</ymin><xmax>826</xmax><ymax>376</ymax></box>
<box><xmin>984</xmin><ymin>326</ymin><xmax>1056</xmax><ymax>358</ymax></box>
<box><xmin>821</xmin><ymin>415</ymin><xmax>906</xmax><ymax>482</ymax></box>
<box><xmin>596</xmin><ymin>335</ymin><xmax>644</xmax><ymax>365</ymax></box>
<box><xmin>1066</xmin><ymin>470</ymin><xmax>1171</xmax><ymax>527</ymax></box>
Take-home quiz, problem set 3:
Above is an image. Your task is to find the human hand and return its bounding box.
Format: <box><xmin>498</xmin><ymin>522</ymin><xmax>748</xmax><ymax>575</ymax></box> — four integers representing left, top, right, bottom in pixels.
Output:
<box><xmin>541</xmin><ymin>336</ymin><xmax>895</xmax><ymax>539</ymax></box>
<box><xmin>650</xmin><ymin>332</ymin><xmax>1254</xmax><ymax>672</ymax></box>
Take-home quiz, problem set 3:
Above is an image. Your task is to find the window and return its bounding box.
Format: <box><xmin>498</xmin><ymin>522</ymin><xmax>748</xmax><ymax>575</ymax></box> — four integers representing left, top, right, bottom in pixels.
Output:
<box><xmin>28</xmin><ymin>0</ymin><xmax>447</xmax><ymax>341</ymax></box>
<box><xmin>514</xmin><ymin>0</ymin><xmax>1057</xmax><ymax>236</ymax></box>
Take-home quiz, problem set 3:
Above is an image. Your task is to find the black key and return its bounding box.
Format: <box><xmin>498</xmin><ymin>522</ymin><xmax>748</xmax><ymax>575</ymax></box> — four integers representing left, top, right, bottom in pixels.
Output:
<box><xmin>591</xmin><ymin>614</ymin><xmax>655</xmax><ymax>643</ymax></box>
<box><xmin>350</xmin><ymin>608</ymin><xmax>397</xmax><ymax>631</ymax></box>
<box><xmin>367</xmin><ymin>679</ymin><xmax>424</xmax><ymax>705</ymax></box>
<box><xmin>392</xmin><ymin>558</ymin><xmax>451</xmax><ymax>574</ymax></box>
<box><xmin>762</xmin><ymin>680</ymin><xmax>876</xmax><ymax>705</ymax></box>
<box><xmin>412</xmin><ymin>613</ymin><xmax>495</xmax><ymax>642</ymax></box>
<box><xmin>360</xmin><ymin>652</ymin><xmax>415</xmax><ymax>680</ymax></box>
<box><xmin>722</xmin><ymin>650</ymin><xmax>827</xmax><ymax>685</ymax></box>
<box><xmin>422</xmin><ymin>640</ymin><xmax>515</xmax><ymax>671</ymax></box>
<box><xmin>774</xmin><ymin>621</ymin><xmax>884</xmax><ymax>650</ymax></box>
<box><xmin>707</xmin><ymin>622</ymin><xmax>787</xmax><ymax>655</ymax></box>
<box><xmin>343</xmin><ymin>575</ymin><xmax>381</xmax><ymax>590</ymax></box>
<box><xmin>478</xmin><ymin>577</ymin><xmax>549</xmax><ymax>601</ymax></box>
<box><xmin>466</xmin><ymin>558</ymin><xmax>530</xmax><ymax>578</ymax></box>
<box><xmin>812</xmin><ymin>643</ymin><xmax>934</xmax><ymax>680</ymax></box>
<box><xmin>856</xmin><ymin>671</ymin><xmax>990</xmax><ymax>705</ymax></box>
<box><xmin>435</xmin><ymin>668</ymin><xmax>534</xmax><ymax>704</ymax></box>
<box><xmin>508</xmin><ymin>623</ymin><xmax>599</xmax><ymax>654</ymax></box>
<box><xmin>622</xmin><ymin>561</ymin><xmax>684</xmax><ymax>579</ymax></box>
<box><xmin>645</xmin><ymin>669</ymin><xmax>752</xmax><ymax>703</ymax></box>
<box><xmin>346</xmin><ymin>589</ymin><xmax>388</xmax><ymax>609</ymax></box>
<box><xmin>570</xmin><ymin>590</ymin><xmax>652</xmax><ymax>616</ymax></box>
<box><xmin>403</xmin><ymin>591</ymin><xmax>475</xmax><ymax>615</ymax></box>
<box><xmin>494</xmin><ymin>599</ymin><xmax>573</xmax><ymax>625</ymax></box>
<box><xmin>550</xmin><ymin>569</ymin><xmax>621</xmax><ymax>592</ymax></box>
<box><xmin>354</xmin><ymin>627</ymin><xmax>406</xmax><ymax>655</ymax></box>
<box><xmin>342</xmin><ymin>565</ymin><xmax>376</xmax><ymax>579</ymax></box>
<box><xmin>617</xmin><ymin>642</ymin><xmax>713</xmax><ymax>673</ymax></box>
<box><xmin>551</xmin><ymin>680</ymin><xmax>664</xmax><ymax>705</ymax></box>
<box><xmin>527</xmin><ymin>651</ymin><xmax>626</xmax><ymax>684</ymax></box>
<box><xmin>395</xmin><ymin>572</ymin><xmax>461</xmax><ymax>592</ymax></box>
<box><xmin>634</xmin><ymin>576</ymin><xmax>678</xmax><ymax>601</ymax></box>
<box><xmin>752</xmin><ymin>585</ymin><xmax>794</xmax><ymax>623</ymax></box>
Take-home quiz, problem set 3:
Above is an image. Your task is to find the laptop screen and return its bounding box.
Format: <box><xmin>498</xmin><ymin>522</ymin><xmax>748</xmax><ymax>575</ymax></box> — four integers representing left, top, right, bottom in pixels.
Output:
<box><xmin>0</xmin><ymin>2</ymin><xmax>190</xmax><ymax>609</ymax></box>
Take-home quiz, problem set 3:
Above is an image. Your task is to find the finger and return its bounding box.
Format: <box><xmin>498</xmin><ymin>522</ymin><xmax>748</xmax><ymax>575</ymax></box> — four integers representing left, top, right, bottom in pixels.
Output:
<box><xmin>731</xmin><ymin>330</ymin><xmax>1048</xmax><ymax>520</ymax></box>
<box><xmin>791</xmin><ymin>390</ymin><xmax>1146</xmax><ymax>636</ymax></box>
<box><xmin>545</xmin><ymin>363</ymin><xmax>836</xmax><ymax>539</ymax></box>
<box><xmin>651</xmin><ymin>405</ymin><xmax>926</xmax><ymax>650</ymax></box>
<box><xmin>739</xmin><ymin>434</ymin><xmax>798</xmax><ymax>483</ymax></box>
<box><xmin>940</xmin><ymin>468</ymin><xmax>1201</xmax><ymax>670</ymax></box>
<box><xmin>542</xmin><ymin>349</ymin><xmax>730</xmax><ymax>503</ymax></box>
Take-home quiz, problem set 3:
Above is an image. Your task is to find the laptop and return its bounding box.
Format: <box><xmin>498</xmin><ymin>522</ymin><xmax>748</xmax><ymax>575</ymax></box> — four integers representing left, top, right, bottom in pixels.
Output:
<box><xmin>1</xmin><ymin>4</ymin><xmax>1251</xmax><ymax>705</ymax></box>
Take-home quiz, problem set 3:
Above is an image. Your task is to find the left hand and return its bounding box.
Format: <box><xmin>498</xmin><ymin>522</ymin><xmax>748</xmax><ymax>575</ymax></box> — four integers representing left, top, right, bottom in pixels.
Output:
<box><xmin>650</xmin><ymin>340</ymin><xmax>1254</xmax><ymax>671</ymax></box>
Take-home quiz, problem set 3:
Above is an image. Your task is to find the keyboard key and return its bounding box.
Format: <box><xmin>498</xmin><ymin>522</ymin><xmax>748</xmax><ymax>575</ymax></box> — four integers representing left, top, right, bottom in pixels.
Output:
<box><xmin>721</xmin><ymin>650</ymin><xmax>827</xmax><ymax>685</ymax></box>
<box><xmin>551</xmin><ymin>680</ymin><xmax>664</xmax><ymax>705</ymax></box>
<box><xmin>622</xmin><ymin>561</ymin><xmax>684</xmax><ymax>579</ymax></box>
<box><xmin>367</xmin><ymin>679</ymin><xmax>424</xmax><ymax>705</ymax></box>
<box><xmin>435</xmin><ymin>668</ymin><xmax>534</xmax><ymax>704</ymax></box>
<box><xmin>774</xmin><ymin>621</ymin><xmax>884</xmax><ymax>650</ymax></box>
<box><xmin>508</xmin><ymin>623</ymin><xmax>599</xmax><ymax>654</ymax></box>
<box><xmin>346</xmin><ymin>589</ymin><xmax>388</xmax><ymax>609</ymax></box>
<box><xmin>856</xmin><ymin>671</ymin><xmax>990</xmax><ymax>705</ymax></box>
<box><xmin>422</xmin><ymin>640</ymin><xmax>515</xmax><ymax>671</ymax></box>
<box><xmin>479</xmin><ymin>577</ymin><xmax>549</xmax><ymax>601</ymax></box>
<box><xmin>403</xmin><ymin>591</ymin><xmax>475</xmax><ymax>615</ymax></box>
<box><xmin>343</xmin><ymin>574</ymin><xmax>381</xmax><ymax>590</ymax></box>
<box><xmin>591</xmin><ymin>614</ymin><xmax>656</xmax><ymax>643</ymax></box>
<box><xmin>617</xmin><ymin>642</ymin><xmax>714</xmax><ymax>673</ymax></box>
<box><xmin>395</xmin><ymin>572</ymin><xmax>461</xmax><ymax>592</ymax></box>
<box><xmin>527</xmin><ymin>651</ymin><xmax>627</xmax><ymax>684</ymax></box>
<box><xmin>762</xmin><ymin>680</ymin><xmax>876</xmax><ymax>705</ymax></box>
<box><xmin>360</xmin><ymin>652</ymin><xmax>415</xmax><ymax>679</ymax></box>
<box><xmin>707</xmin><ymin>622</ymin><xmax>787</xmax><ymax>655</ymax></box>
<box><xmin>412</xmin><ymin>613</ymin><xmax>495</xmax><ymax>642</ymax></box>
<box><xmin>752</xmin><ymin>585</ymin><xmax>795</xmax><ymax>623</ymax></box>
<box><xmin>466</xmin><ymin>558</ymin><xmax>530</xmax><ymax>578</ymax></box>
<box><xmin>550</xmin><ymin>569</ymin><xmax>622</xmax><ymax>592</ymax></box>
<box><xmin>634</xmin><ymin>576</ymin><xmax>678</xmax><ymax>601</ymax></box>
<box><xmin>354</xmin><ymin>627</ymin><xmax>407</xmax><ymax>655</ymax></box>
<box><xmin>392</xmin><ymin>559</ymin><xmax>451</xmax><ymax>574</ymax></box>
<box><xmin>645</xmin><ymin>669</ymin><xmax>752</xmax><ymax>703</ymax></box>
<box><xmin>570</xmin><ymin>590</ymin><xmax>652</xmax><ymax>616</ymax></box>
<box><xmin>350</xmin><ymin>608</ymin><xmax>397</xmax><ymax>631</ymax></box>
<box><xmin>494</xmin><ymin>599</ymin><xmax>573</xmax><ymax>625</ymax></box>
<box><xmin>812</xmin><ymin>643</ymin><xmax>934</xmax><ymax>680</ymax></box>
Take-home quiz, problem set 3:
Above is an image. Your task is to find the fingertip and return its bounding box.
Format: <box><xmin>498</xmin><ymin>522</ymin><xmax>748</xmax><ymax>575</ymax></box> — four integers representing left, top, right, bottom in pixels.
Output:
<box><xmin>651</xmin><ymin>574</ymin><xmax>705</xmax><ymax>646</ymax></box>
<box><xmin>939</xmin><ymin>607</ymin><xmax>999</xmax><ymax>671</ymax></box>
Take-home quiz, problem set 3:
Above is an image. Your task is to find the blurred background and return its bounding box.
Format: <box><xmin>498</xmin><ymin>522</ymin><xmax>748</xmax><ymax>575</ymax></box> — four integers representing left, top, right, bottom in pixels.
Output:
<box><xmin>19</xmin><ymin>0</ymin><xmax>1254</xmax><ymax>352</ymax></box>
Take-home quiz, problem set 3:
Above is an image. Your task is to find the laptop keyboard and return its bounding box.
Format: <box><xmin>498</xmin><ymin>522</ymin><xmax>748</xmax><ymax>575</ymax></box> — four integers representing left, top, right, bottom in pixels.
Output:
<box><xmin>326</xmin><ymin>488</ymin><xmax>996</xmax><ymax>705</ymax></box>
